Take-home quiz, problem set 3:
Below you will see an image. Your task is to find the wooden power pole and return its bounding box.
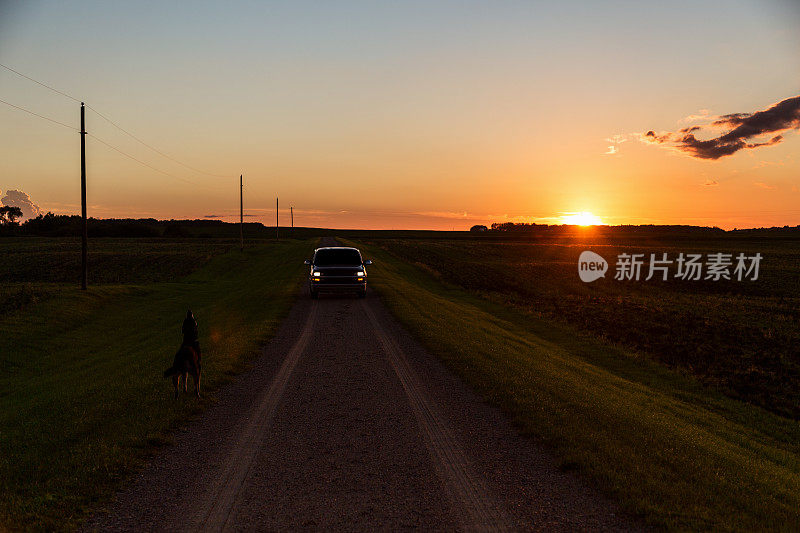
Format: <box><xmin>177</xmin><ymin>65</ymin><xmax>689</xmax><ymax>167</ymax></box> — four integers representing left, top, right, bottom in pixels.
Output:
<box><xmin>276</xmin><ymin>197</ymin><xmax>279</xmax><ymax>239</ymax></box>
<box><xmin>80</xmin><ymin>102</ymin><xmax>87</xmax><ymax>290</ymax></box>
<box><xmin>290</xmin><ymin>206</ymin><xmax>293</xmax><ymax>236</ymax></box>
<box><xmin>239</xmin><ymin>174</ymin><xmax>243</xmax><ymax>251</ymax></box>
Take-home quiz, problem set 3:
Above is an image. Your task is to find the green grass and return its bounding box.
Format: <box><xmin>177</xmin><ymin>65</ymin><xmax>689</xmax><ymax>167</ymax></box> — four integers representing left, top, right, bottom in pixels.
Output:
<box><xmin>0</xmin><ymin>239</ymin><xmax>314</xmax><ymax>531</ymax></box>
<box><xmin>351</xmin><ymin>239</ymin><xmax>800</xmax><ymax>531</ymax></box>
<box><xmin>361</xmin><ymin>237</ymin><xmax>800</xmax><ymax>419</ymax></box>
<box><xmin>0</xmin><ymin>237</ymin><xmax>235</xmax><ymax>285</ymax></box>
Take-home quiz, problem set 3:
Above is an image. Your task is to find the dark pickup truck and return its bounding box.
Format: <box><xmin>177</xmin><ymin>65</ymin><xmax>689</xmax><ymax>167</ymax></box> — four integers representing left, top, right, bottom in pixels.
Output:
<box><xmin>305</xmin><ymin>246</ymin><xmax>372</xmax><ymax>299</ymax></box>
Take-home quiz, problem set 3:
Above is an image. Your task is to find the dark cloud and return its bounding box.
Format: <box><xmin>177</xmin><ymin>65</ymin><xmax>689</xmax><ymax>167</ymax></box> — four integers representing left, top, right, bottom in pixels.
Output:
<box><xmin>1</xmin><ymin>189</ymin><xmax>41</xmax><ymax>220</ymax></box>
<box><xmin>643</xmin><ymin>95</ymin><xmax>800</xmax><ymax>160</ymax></box>
<box><xmin>714</xmin><ymin>112</ymin><xmax>750</xmax><ymax>124</ymax></box>
<box><xmin>644</xmin><ymin>131</ymin><xmax>670</xmax><ymax>143</ymax></box>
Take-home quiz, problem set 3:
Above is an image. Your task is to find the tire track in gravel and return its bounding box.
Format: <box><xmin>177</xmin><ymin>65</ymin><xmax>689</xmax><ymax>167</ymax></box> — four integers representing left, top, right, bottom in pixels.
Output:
<box><xmin>190</xmin><ymin>302</ymin><xmax>318</xmax><ymax>531</ymax></box>
<box><xmin>362</xmin><ymin>299</ymin><xmax>510</xmax><ymax>532</ymax></box>
<box><xmin>85</xmin><ymin>236</ymin><xmax>642</xmax><ymax>531</ymax></box>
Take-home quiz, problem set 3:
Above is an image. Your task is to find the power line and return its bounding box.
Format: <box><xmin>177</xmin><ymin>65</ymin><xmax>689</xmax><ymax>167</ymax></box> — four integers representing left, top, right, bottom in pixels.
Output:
<box><xmin>0</xmin><ymin>62</ymin><xmax>82</xmax><ymax>103</ymax></box>
<box><xmin>0</xmin><ymin>95</ymin><xmax>216</xmax><ymax>187</ymax></box>
<box><xmin>87</xmin><ymin>133</ymin><xmax>203</xmax><ymax>186</ymax></box>
<box><xmin>1</xmin><ymin>62</ymin><xmax>234</xmax><ymax>180</ymax></box>
<box><xmin>0</xmin><ymin>97</ymin><xmax>78</xmax><ymax>131</ymax></box>
<box><xmin>2</xmin><ymin>101</ymin><xmax>231</xmax><ymax>190</ymax></box>
<box><xmin>86</xmin><ymin>105</ymin><xmax>233</xmax><ymax>178</ymax></box>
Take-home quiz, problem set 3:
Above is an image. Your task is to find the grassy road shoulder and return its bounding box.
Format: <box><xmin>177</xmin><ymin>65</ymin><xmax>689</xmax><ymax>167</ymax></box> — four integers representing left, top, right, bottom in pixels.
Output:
<box><xmin>352</xmin><ymin>239</ymin><xmax>800</xmax><ymax>531</ymax></box>
<box><xmin>0</xmin><ymin>239</ymin><xmax>313</xmax><ymax>531</ymax></box>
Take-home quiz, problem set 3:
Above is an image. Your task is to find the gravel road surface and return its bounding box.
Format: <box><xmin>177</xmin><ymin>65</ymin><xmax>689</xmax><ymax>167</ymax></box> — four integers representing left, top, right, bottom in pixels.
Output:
<box><xmin>84</xmin><ymin>243</ymin><xmax>640</xmax><ymax>531</ymax></box>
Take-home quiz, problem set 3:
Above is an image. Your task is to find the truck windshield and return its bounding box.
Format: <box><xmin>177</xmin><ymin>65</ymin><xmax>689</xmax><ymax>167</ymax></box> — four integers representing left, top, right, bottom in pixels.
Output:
<box><xmin>313</xmin><ymin>249</ymin><xmax>362</xmax><ymax>266</ymax></box>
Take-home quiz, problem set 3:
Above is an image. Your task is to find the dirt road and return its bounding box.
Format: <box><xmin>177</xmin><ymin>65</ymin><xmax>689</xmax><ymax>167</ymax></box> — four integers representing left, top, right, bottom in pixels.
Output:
<box><xmin>85</xmin><ymin>251</ymin><xmax>639</xmax><ymax>531</ymax></box>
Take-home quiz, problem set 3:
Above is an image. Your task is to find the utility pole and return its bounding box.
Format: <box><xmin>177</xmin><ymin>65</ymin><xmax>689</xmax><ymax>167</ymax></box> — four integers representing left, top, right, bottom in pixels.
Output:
<box><xmin>239</xmin><ymin>174</ymin><xmax>243</xmax><ymax>251</ymax></box>
<box><xmin>80</xmin><ymin>102</ymin><xmax>87</xmax><ymax>290</ymax></box>
<box><xmin>290</xmin><ymin>206</ymin><xmax>294</xmax><ymax>237</ymax></box>
<box><xmin>276</xmin><ymin>197</ymin><xmax>279</xmax><ymax>239</ymax></box>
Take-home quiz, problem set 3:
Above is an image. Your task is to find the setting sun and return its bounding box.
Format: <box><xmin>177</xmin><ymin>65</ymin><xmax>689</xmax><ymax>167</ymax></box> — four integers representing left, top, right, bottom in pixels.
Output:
<box><xmin>560</xmin><ymin>212</ymin><xmax>604</xmax><ymax>226</ymax></box>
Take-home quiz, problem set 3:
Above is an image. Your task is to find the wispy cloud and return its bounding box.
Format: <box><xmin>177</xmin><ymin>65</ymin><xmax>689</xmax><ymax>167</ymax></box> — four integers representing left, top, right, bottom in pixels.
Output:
<box><xmin>704</xmin><ymin>180</ymin><xmax>718</xmax><ymax>186</ymax></box>
<box><xmin>414</xmin><ymin>211</ymin><xmax>469</xmax><ymax>219</ymax></box>
<box><xmin>754</xmin><ymin>182</ymin><xmax>775</xmax><ymax>190</ymax></box>
<box><xmin>641</xmin><ymin>95</ymin><xmax>800</xmax><ymax>160</ymax></box>
<box><xmin>679</xmin><ymin>108</ymin><xmax>712</xmax><ymax>123</ymax></box>
<box><xmin>603</xmin><ymin>134</ymin><xmax>627</xmax><ymax>155</ymax></box>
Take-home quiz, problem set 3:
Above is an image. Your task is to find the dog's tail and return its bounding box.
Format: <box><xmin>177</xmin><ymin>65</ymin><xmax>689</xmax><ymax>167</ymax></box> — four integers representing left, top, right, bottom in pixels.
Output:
<box><xmin>163</xmin><ymin>366</ymin><xmax>178</xmax><ymax>378</ymax></box>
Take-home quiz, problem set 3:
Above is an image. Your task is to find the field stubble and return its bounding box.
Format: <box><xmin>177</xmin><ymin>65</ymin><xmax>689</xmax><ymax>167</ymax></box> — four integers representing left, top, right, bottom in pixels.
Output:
<box><xmin>367</xmin><ymin>236</ymin><xmax>800</xmax><ymax>419</ymax></box>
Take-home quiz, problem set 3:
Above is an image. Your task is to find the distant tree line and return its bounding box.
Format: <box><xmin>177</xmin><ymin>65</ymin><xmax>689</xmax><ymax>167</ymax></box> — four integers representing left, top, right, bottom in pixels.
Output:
<box><xmin>489</xmin><ymin>221</ymin><xmax>731</xmax><ymax>233</ymax></box>
<box><xmin>0</xmin><ymin>212</ymin><xmax>250</xmax><ymax>238</ymax></box>
<box><xmin>486</xmin><ymin>221</ymin><xmax>800</xmax><ymax>236</ymax></box>
<box><xmin>491</xmin><ymin>222</ymin><xmax>540</xmax><ymax>232</ymax></box>
<box><xmin>489</xmin><ymin>221</ymin><xmax>729</xmax><ymax>234</ymax></box>
<box><xmin>0</xmin><ymin>212</ymin><xmax>336</xmax><ymax>240</ymax></box>
<box><xmin>2</xmin><ymin>212</ymin><xmax>798</xmax><ymax>238</ymax></box>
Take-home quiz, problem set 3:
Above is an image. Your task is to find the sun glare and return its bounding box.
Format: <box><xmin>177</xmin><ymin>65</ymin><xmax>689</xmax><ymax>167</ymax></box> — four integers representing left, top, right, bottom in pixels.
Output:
<box><xmin>560</xmin><ymin>211</ymin><xmax>604</xmax><ymax>226</ymax></box>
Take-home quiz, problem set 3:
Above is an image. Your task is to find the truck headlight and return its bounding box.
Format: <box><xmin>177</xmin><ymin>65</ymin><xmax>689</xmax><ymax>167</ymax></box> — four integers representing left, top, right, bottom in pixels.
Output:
<box><xmin>313</xmin><ymin>272</ymin><xmax>321</xmax><ymax>277</ymax></box>
<box><xmin>356</xmin><ymin>271</ymin><xmax>365</xmax><ymax>277</ymax></box>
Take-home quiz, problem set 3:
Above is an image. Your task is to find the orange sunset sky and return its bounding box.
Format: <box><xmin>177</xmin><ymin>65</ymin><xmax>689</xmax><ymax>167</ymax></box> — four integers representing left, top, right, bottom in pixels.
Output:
<box><xmin>1</xmin><ymin>1</ymin><xmax>799</xmax><ymax>230</ymax></box>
